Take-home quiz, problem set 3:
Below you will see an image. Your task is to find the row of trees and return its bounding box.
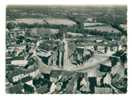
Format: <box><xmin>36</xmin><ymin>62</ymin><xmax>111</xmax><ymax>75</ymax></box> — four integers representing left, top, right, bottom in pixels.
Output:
<box><xmin>6</xmin><ymin>21</ymin><xmax>122</xmax><ymax>41</ymax></box>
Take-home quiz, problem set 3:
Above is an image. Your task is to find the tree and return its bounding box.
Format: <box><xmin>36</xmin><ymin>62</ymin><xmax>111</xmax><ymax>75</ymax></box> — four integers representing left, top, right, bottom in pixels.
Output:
<box><xmin>6</xmin><ymin>22</ymin><xmax>16</xmax><ymax>30</ymax></box>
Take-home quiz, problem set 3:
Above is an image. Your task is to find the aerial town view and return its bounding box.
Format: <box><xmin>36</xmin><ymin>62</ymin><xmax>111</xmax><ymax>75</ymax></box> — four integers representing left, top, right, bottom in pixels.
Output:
<box><xmin>6</xmin><ymin>5</ymin><xmax>127</xmax><ymax>94</ymax></box>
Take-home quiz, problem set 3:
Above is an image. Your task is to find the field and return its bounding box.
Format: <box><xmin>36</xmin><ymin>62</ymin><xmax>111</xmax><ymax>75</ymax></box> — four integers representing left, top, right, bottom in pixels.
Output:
<box><xmin>15</xmin><ymin>18</ymin><xmax>76</xmax><ymax>26</ymax></box>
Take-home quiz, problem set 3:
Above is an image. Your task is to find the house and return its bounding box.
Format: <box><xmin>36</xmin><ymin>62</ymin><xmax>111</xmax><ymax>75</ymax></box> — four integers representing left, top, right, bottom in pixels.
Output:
<box><xmin>6</xmin><ymin>67</ymin><xmax>39</xmax><ymax>83</ymax></box>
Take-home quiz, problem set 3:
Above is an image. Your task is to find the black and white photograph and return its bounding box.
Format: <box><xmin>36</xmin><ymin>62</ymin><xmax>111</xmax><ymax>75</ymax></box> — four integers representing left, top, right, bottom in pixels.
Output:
<box><xmin>5</xmin><ymin>5</ymin><xmax>127</xmax><ymax>94</ymax></box>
